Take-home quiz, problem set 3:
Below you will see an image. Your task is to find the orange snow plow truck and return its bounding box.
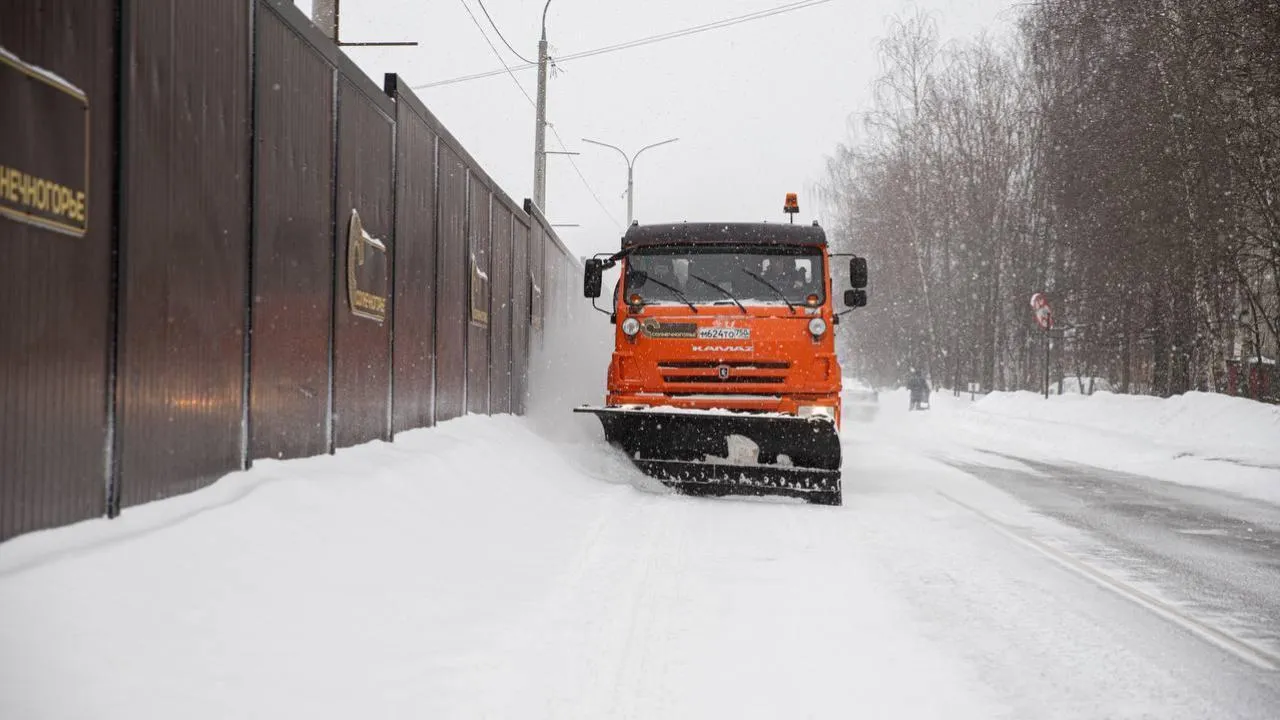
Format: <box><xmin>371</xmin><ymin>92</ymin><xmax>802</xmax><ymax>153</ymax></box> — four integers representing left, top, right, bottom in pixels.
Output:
<box><xmin>576</xmin><ymin>195</ymin><xmax>869</xmax><ymax>505</ymax></box>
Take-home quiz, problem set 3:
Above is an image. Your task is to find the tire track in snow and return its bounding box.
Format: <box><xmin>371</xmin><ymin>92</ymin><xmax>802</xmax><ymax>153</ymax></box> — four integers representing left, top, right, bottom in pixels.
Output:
<box><xmin>460</xmin><ymin>486</ymin><xmax>691</xmax><ymax>719</ymax></box>
<box><xmin>605</xmin><ymin>500</ymin><xmax>687</xmax><ymax>719</ymax></box>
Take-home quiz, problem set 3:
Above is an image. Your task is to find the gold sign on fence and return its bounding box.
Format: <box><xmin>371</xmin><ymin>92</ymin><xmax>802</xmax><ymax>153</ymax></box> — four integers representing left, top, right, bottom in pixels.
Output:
<box><xmin>530</xmin><ymin>274</ymin><xmax>543</xmax><ymax>331</ymax></box>
<box><xmin>347</xmin><ymin>209</ymin><xmax>388</xmax><ymax>323</ymax></box>
<box><xmin>0</xmin><ymin>46</ymin><xmax>90</xmax><ymax>237</ymax></box>
<box><xmin>470</xmin><ymin>255</ymin><xmax>490</xmax><ymax>326</ymax></box>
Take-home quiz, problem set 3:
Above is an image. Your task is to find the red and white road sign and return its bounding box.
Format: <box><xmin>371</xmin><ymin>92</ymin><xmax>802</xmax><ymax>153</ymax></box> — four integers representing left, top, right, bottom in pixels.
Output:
<box><xmin>1030</xmin><ymin>293</ymin><xmax>1053</xmax><ymax>331</ymax></box>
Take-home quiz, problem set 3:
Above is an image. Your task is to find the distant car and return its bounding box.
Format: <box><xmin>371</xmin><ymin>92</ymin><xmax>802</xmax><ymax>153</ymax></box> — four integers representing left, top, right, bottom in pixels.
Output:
<box><xmin>842</xmin><ymin>378</ymin><xmax>879</xmax><ymax>422</ymax></box>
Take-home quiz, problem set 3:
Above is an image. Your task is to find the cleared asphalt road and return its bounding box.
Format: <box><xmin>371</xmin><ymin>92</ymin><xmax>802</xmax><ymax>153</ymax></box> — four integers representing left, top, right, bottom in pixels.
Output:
<box><xmin>947</xmin><ymin>454</ymin><xmax>1280</xmax><ymax>663</ymax></box>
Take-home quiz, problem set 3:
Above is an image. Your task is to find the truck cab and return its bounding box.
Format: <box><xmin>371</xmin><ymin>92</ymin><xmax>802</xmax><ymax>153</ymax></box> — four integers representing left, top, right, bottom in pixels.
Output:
<box><xmin>577</xmin><ymin>210</ymin><xmax>869</xmax><ymax>505</ymax></box>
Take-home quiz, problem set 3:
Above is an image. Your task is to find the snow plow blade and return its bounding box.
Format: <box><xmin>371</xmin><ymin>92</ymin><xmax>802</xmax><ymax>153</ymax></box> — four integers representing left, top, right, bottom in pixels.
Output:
<box><xmin>575</xmin><ymin>406</ymin><xmax>842</xmax><ymax>505</ymax></box>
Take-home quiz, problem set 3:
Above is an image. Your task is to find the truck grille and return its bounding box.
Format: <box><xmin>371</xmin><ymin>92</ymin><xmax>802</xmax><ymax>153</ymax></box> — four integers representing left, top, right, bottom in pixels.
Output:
<box><xmin>662</xmin><ymin>375</ymin><xmax>784</xmax><ymax>384</ymax></box>
<box><xmin>657</xmin><ymin>360</ymin><xmax>790</xmax><ymax>370</ymax></box>
<box><xmin>658</xmin><ymin>359</ymin><xmax>791</xmax><ymax>390</ymax></box>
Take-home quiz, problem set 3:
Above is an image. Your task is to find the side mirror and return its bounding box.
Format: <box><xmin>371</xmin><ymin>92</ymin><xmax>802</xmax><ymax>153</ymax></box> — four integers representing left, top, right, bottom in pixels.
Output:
<box><xmin>844</xmin><ymin>289</ymin><xmax>867</xmax><ymax>308</ymax></box>
<box><xmin>850</xmin><ymin>257</ymin><xmax>868</xmax><ymax>289</ymax></box>
<box><xmin>584</xmin><ymin>259</ymin><xmax>604</xmax><ymax>298</ymax></box>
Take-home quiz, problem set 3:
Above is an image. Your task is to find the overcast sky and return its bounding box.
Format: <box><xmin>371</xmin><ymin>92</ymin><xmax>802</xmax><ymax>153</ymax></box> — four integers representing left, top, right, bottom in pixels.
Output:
<box><xmin>296</xmin><ymin>0</ymin><xmax>1019</xmax><ymax>258</ymax></box>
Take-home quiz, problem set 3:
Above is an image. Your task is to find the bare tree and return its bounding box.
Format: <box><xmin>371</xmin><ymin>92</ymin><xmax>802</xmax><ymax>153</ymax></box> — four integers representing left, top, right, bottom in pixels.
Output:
<box><xmin>822</xmin><ymin>1</ymin><xmax>1279</xmax><ymax>400</ymax></box>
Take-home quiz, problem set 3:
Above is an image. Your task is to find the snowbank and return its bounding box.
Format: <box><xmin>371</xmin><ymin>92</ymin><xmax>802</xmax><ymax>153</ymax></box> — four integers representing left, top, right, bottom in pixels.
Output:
<box><xmin>0</xmin><ymin>416</ymin><xmax>636</xmax><ymax>719</ymax></box>
<box><xmin>1057</xmin><ymin>376</ymin><xmax>1114</xmax><ymax>394</ymax></box>
<box><xmin>873</xmin><ymin>388</ymin><xmax>1280</xmax><ymax>505</ymax></box>
<box><xmin>973</xmin><ymin>391</ymin><xmax>1280</xmax><ymax>469</ymax></box>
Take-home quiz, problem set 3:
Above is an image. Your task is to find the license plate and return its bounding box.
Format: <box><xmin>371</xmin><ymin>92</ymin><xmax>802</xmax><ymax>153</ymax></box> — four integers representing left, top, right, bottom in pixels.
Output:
<box><xmin>697</xmin><ymin>327</ymin><xmax>750</xmax><ymax>340</ymax></box>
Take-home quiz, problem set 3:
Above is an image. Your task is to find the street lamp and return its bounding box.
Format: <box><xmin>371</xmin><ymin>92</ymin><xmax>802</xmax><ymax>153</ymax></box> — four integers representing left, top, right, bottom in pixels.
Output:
<box><xmin>581</xmin><ymin>137</ymin><xmax>679</xmax><ymax>226</ymax></box>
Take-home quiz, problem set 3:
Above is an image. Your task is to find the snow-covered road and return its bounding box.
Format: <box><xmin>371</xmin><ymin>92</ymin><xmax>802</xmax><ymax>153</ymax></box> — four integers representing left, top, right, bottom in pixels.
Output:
<box><xmin>2</xmin><ymin>393</ymin><xmax>1279</xmax><ymax>718</ymax></box>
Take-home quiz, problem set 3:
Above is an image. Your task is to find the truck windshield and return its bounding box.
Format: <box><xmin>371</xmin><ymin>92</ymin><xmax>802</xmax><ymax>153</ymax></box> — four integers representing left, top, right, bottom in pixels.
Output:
<box><xmin>624</xmin><ymin>245</ymin><xmax>825</xmax><ymax>307</ymax></box>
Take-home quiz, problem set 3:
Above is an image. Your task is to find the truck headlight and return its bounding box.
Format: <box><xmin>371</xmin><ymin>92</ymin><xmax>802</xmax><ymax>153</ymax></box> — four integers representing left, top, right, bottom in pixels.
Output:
<box><xmin>621</xmin><ymin>317</ymin><xmax>641</xmax><ymax>336</ymax></box>
<box><xmin>808</xmin><ymin>318</ymin><xmax>828</xmax><ymax>336</ymax></box>
<box><xmin>798</xmin><ymin>405</ymin><xmax>835</xmax><ymax>419</ymax></box>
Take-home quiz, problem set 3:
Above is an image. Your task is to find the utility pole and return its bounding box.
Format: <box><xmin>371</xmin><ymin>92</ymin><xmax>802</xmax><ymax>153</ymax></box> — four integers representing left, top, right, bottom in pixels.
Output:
<box><xmin>581</xmin><ymin>137</ymin><xmax>679</xmax><ymax>225</ymax></box>
<box><xmin>313</xmin><ymin>0</ymin><xmax>339</xmax><ymax>40</ymax></box>
<box><xmin>532</xmin><ymin>0</ymin><xmax>553</xmax><ymax>211</ymax></box>
<box><xmin>311</xmin><ymin>0</ymin><xmax>417</xmax><ymax>47</ymax></box>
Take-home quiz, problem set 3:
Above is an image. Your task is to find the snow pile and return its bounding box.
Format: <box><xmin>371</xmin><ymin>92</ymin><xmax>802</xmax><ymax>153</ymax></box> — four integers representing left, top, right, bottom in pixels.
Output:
<box><xmin>973</xmin><ymin>391</ymin><xmax>1280</xmax><ymax>469</ymax></box>
<box><xmin>0</xmin><ymin>416</ymin><xmax>631</xmax><ymax>719</ymax></box>
<box><xmin>1057</xmin><ymin>376</ymin><xmax>1114</xmax><ymax>394</ymax></box>
<box><xmin>873</xmin><ymin>388</ymin><xmax>1280</xmax><ymax>504</ymax></box>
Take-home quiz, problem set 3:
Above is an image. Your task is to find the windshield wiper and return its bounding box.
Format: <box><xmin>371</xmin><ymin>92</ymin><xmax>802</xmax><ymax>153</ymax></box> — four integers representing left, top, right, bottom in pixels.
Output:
<box><xmin>739</xmin><ymin>269</ymin><xmax>796</xmax><ymax>313</ymax></box>
<box><xmin>632</xmin><ymin>272</ymin><xmax>698</xmax><ymax>313</ymax></box>
<box><xmin>688</xmin><ymin>273</ymin><xmax>747</xmax><ymax>313</ymax></box>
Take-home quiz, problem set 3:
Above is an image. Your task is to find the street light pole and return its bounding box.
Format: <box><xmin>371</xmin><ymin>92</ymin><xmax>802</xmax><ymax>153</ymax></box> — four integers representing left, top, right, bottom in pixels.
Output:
<box><xmin>532</xmin><ymin>0</ymin><xmax>553</xmax><ymax>211</ymax></box>
<box><xmin>581</xmin><ymin>137</ymin><xmax>679</xmax><ymax>225</ymax></box>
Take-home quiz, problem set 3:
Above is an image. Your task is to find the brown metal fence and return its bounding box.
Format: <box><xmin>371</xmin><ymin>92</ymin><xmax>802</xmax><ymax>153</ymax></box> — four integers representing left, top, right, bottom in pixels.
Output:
<box><xmin>490</xmin><ymin>202</ymin><xmax>514</xmax><ymax>414</ymax></box>
<box><xmin>526</xmin><ymin>200</ymin><xmax>548</xmax><ymax>346</ymax></box>
<box><xmin>249</xmin><ymin>6</ymin><xmax>337</xmax><ymax>461</ymax></box>
<box><xmin>466</xmin><ymin>179</ymin><xmax>492</xmax><ymax>415</ymax></box>
<box><xmin>332</xmin><ymin>66</ymin><xmax>394</xmax><ymax>449</ymax></box>
<box><xmin>511</xmin><ymin>216</ymin><xmax>532</xmax><ymax>414</ymax></box>
<box><xmin>0</xmin><ymin>0</ymin><xmax>577</xmax><ymax>543</ymax></box>
<box><xmin>0</xmin><ymin>0</ymin><xmax>117</xmax><ymax>539</ymax></box>
<box><xmin>434</xmin><ymin>142</ymin><xmax>470</xmax><ymax>424</ymax></box>
<box><xmin>114</xmin><ymin>0</ymin><xmax>253</xmax><ymax>510</ymax></box>
<box><xmin>388</xmin><ymin>77</ymin><xmax>439</xmax><ymax>434</ymax></box>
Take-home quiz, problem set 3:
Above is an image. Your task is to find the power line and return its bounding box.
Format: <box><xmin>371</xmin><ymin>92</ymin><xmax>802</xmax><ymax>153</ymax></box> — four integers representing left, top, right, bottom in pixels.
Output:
<box><xmin>413</xmin><ymin>0</ymin><xmax>838</xmax><ymax>90</ymax></box>
<box><xmin>556</xmin><ymin>0</ymin><xmax>837</xmax><ymax>64</ymax></box>
<box><xmin>475</xmin><ymin>0</ymin><xmax>537</xmax><ymax>65</ymax></box>
<box><xmin>457</xmin><ymin>0</ymin><xmax>536</xmax><ymax>104</ymax></box>
<box><xmin>457</xmin><ymin>0</ymin><xmax>623</xmax><ymax>230</ymax></box>
<box><xmin>548</xmin><ymin>125</ymin><xmax>623</xmax><ymax>230</ymax></box>
<box><xmin>418</xmin><ymin>0</ymin><xmax>835</xmax><ymax>88</ymax></box>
